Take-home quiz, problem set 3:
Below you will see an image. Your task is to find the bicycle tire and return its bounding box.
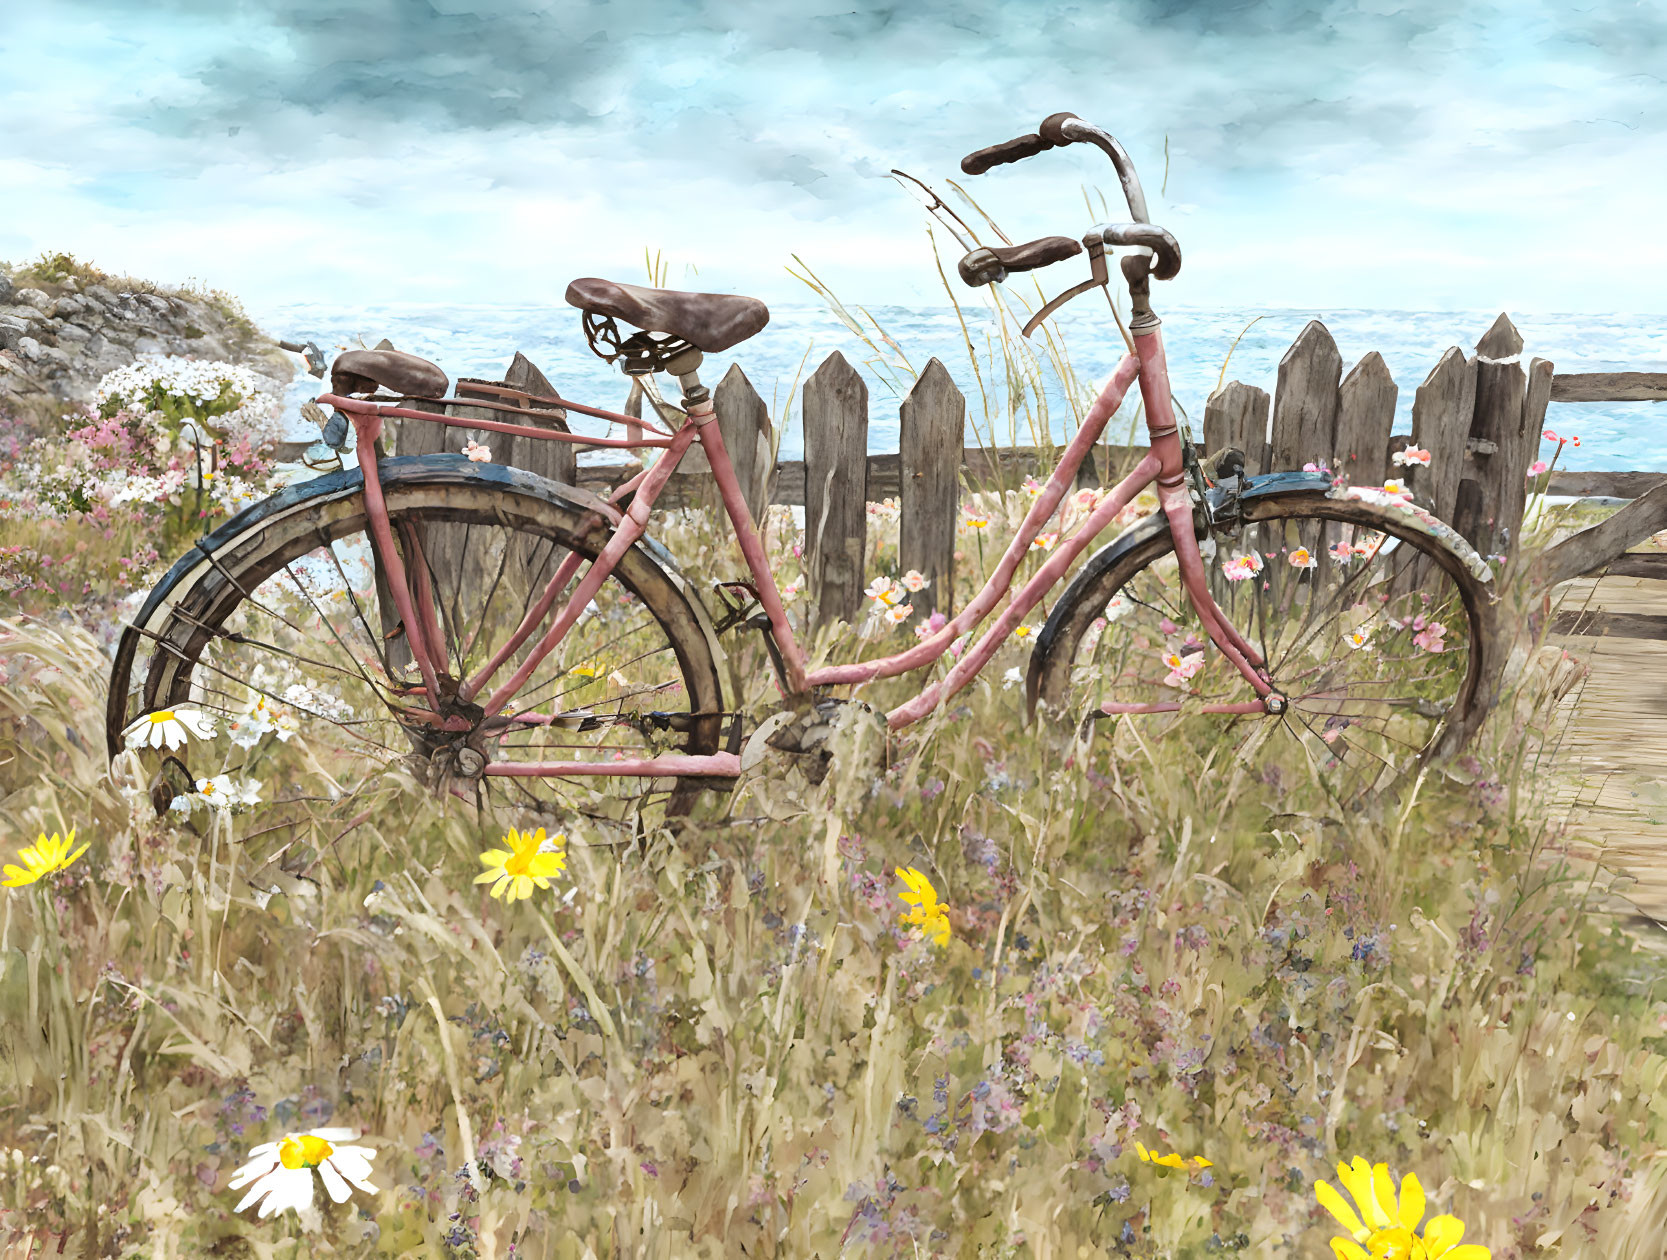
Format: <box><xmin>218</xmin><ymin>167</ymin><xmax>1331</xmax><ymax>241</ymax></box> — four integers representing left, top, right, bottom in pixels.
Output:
<box><xmin>107</xmin><ymin>454</ymin><xmax>726</xmax><ymax>823</ymax></box>
<box><xmin>1029</xmin><ymin>473</ymin><xmax>1498</xmax><ymax>787</ymax></box>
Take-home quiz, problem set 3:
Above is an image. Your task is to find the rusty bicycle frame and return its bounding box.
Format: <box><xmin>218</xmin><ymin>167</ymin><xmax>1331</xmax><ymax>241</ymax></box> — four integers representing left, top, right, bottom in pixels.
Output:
<box><xmin>313</xmin><ymin>113</ymin><xmax>1287</xmax><ymax>784</ymax></box>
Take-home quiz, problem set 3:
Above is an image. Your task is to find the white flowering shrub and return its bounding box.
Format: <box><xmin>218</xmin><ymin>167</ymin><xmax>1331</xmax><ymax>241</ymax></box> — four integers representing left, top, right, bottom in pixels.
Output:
<box><xmin>0</xmin><ymin>357</ymin><xmax>289</xmax><ymax>573</ymax></box>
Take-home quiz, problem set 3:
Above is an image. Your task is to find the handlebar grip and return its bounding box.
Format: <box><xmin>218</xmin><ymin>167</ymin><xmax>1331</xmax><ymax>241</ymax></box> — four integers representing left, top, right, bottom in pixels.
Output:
<box><xmin>961</xmin><ymin>132</ymin><xmax>1055</xmax><ymax>175</ymax></box>
<box><xmin>958</xmin><ymin>236</ymin><xmax>1084</xmax><ymax>287</ymax></box>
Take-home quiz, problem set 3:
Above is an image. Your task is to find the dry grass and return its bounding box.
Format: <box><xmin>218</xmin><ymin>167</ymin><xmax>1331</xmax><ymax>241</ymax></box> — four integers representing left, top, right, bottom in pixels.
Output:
<box><xmin>1</xmin><ymin>493</ymin><xmax>1666</xmax><ymax>1257</ymax></box>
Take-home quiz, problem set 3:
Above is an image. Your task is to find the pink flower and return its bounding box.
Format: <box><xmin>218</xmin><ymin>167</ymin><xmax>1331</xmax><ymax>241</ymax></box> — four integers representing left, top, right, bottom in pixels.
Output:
<box><xmin>463</xmin><ymin>439</ymin><xmax>492</xmax><ymax>462</ymax></box>
<box><xmin>1327</xmin><ymin>541</ymin><xmax>1354</xmax><ymax>564</ymax></box>
<box><xmin>913</xmin><ymin>610</ymin><xmax>948</xmax><ymax>641</ymax></box>
<box><xmin>1412</xmin><ymin>621</ymin><xmax>1447</xmax><ymax>653</ymax></box>
<box><xmin>1392</xmin><ymin>444</ymin><xmax>1432</xmax><ymax>467</ymax></box>
<box><xmin>1528</xmin><ymin>460</ymin><xmax>1548</xmax><ymax>477</ymax></box>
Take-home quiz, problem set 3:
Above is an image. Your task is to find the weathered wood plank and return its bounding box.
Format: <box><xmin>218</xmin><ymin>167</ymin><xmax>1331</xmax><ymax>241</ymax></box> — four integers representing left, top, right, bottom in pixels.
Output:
<box><xmin>1475</xmin><ymin>311</ymin><xmax>1524</xmax><ymax>358</ymax></box>
<box><xmin>1455</xmin><ymin>315</ymin><xmax>1526</xmax><ymax>556</ymax></box>
<box><xmin>1551</xmin><ymin>371</ymin><xmax>1667</xmax><ymax>402</ymax></box>
<box><xmin>714</xmin><ymin>363</ymin><xmax>773</xmax><ymax>525</ymax></box>
<box><xmin>1499</xmin><ymin>357</ymin><xmax>1554</xmax><ymax>553</ymax></box>
<box><xmin>1203</xmin><ymin>381</ymin><xmax>1270</xmax><ymax>474</ymax></box>
<box><xmin>1336</xmin><ymin>351</ymin><xmax>1397</xmax><ymax>490</ymax></box>
<box><xmin>1605</xmin><ymin>553</ymin><xmax>1667</xmax><ymax>579</ymax></box>
<box><xmin>1411</xmin><ymin>347</ymin><xmax>1475</xmax><ymax>526</ymax></box>
<box><xmin>802</xmin><ymin>352</ymin><xmax>869</xmax><ymax>628</ymax></box>
<box><xmin>899</xmin><ymin>358</ymin><xmax>965</xmax><ymax>617</ymax></box>
<box><xmin>1269</xmin><ymin>320</ymin><xmax>1342</xmax><ymax>473</ymax></box>
<box><xmin>1545</xmin><ymin>470</ymin><xmax>1667</xmax><ymax>498</ymax></box>
<box><xmin>1532</xmin><ymin>477</ymin><xmax>1667</xmax><ymax>592</ymax></box>
<box><xmin>1550</xmin><ymin>609</ymin><xmax>1667</xmax><ymax>640</ymax></box>
<box><xmin>501</xmin><ymin>352</ymin><xmax>576</xmax><ymax>488</ymax></box>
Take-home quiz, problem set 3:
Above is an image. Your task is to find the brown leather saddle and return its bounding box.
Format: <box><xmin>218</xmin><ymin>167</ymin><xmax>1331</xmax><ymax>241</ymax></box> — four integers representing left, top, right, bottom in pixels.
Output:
<box><xmin>565</xmin><ymin>278</ymin><xmax>769</xmax><ymax>353</ymax></box>
<box><xmin>330</xmin><ymin>348</ymin><xmax>450</xmax><ymax>399</ymax></box>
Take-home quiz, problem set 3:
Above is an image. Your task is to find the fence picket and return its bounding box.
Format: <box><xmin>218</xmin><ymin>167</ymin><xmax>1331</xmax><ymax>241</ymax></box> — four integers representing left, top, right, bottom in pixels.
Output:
<box><xmin>803</xmin><ymin>351</ymin><xmax>869</xmax><ymax>628</ymax></box>
<box><xmin>899</xmin><ymin>358</ymin><xmax>965</xmax><ymax>617</ymax></box>
<box><xmin>1336</xmin><ymin>351</ymin><xmax>1397</xmax><ymax>490</ymax></box>
<box><xmin>1456</xmin><ymin>315</ymin><xmax>1527</xmax><ymax>556</ymax></box>
<box><xmin>714</xmin><ymin>363</ymin><xmax>773</xmax><ymax>524</ymax></box>
<box><xmin>1410</xmin><ymin>347</ymin><xmax>1475</xmax><ymax>526</ymax></box>
<box><xmin>1203</xmin><ymin>381</ymin><xmax>1270</xmax><ymax>474</ymax></box>
<box><xmin>1269</xmin><ymin>320</ymin><xmax>1342</xmax><ymax>473</ymax></box>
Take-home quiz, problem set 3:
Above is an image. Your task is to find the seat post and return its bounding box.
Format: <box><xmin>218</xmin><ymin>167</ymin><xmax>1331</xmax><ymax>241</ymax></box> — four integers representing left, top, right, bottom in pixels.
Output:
<box><xmin>665</xmin><ymin>347</ymin><xmax>710</xmax><ymax>414</ymax></box>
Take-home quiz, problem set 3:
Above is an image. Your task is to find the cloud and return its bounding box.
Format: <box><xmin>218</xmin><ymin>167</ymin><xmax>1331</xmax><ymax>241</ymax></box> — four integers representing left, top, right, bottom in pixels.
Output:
<box><xmin>2</xmin><ymin>1</ymin><xmax>1664</xmax><ymax>314</ymax></box>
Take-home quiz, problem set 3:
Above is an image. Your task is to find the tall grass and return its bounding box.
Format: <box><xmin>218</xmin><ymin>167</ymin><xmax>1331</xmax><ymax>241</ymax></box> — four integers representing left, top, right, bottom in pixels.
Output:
<box><xmin>2</xmin><ymin>246</ymin><xmax>1666</xmax><ymax>1255</ymax></box>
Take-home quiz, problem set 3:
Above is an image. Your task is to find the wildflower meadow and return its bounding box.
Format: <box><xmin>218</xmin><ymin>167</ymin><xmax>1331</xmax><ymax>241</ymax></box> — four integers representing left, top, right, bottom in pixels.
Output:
<box><xmin>2</xmin><ymin>256</ymin><xmax>1666</xmax><ymax>1257</ymax></box>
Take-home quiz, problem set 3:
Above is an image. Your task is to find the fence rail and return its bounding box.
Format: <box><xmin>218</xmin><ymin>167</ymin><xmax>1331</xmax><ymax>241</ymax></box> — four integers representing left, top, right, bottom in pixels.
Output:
<box><xmin>287</xmin><ymin>320</ymin><xmax>1667</xmax><ymax>634</ymax></box>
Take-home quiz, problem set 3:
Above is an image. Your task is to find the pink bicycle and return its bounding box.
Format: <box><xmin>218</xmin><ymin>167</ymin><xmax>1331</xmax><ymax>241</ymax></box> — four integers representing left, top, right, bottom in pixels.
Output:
<box><xmin>108</xmin><ymin>113</ymin><xmax>1495</xmax><ymax>819</ymax></box>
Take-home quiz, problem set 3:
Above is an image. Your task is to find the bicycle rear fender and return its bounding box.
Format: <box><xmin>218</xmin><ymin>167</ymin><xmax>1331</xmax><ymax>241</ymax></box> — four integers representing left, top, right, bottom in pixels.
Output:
<box><xmin>106</xmin><ymin>454</ymin><xmax>726</xmax><ymax>757</ymax></box>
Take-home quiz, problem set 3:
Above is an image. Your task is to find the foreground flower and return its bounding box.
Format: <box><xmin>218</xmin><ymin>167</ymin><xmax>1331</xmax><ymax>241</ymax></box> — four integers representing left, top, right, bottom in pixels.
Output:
<box><xmin>1412</xmin><ymin>621</ymin><xmax>1447</xmax><ymax>653</ymax></box>
<box><xmin>175</xmin><ymin>775</ymin><xmax>263</xmax><ymax>813</ymax></box>
<box><xmin>1316</xmin><ymin>1158</ymin><xmax>1489</xmax><ymax>1260</ymax></box>
<box><xmin>228</xmin><ymin>1128</ymin><xmax>378</xmax><ymax>1222</ymax></box>
<box><xmin>122</xmin><ymin>707</ymin><xmax>216</xmax><ymax>751</ymax></box>
<box><xmin>1527</xmin><ymin>460</ymin><xmax>1548</xmax><ymax>477</ymax></box>
<box><xmin>895</xmin><ymin>866</ymin><xmax>952</xmax><ymax>946</ymax></box>
<box><xmin>1289</xmin><ymin>546</ymin><xmax>1318</xmax><ymax>569</ymax></box>
<box><xmin>864</xmin><ymin>576</ymin><xmax>902</xmax><ymax>607</ymax></box>
<box><xmin>3</xmin><ymin>829</ymin><xmax>88</xmax><ymax>887</ymax></box>
<box><xmin>913</xmin><ymin>610</ymin><xmax>949</xmax><ymax>641</ymax></box>
<box><xmin>1392</xmin><ymin>444</ymin><xmax>1432</xmax><ymax>467</ymax></box>
<box><xmin>1134</xmin><ymin>1140</ymin><xmax>1211</xmax><ymax>1171</ymax></box>
<box><xmin>474</xmin><ymin>827</ymin><xmax>567</xmax><ymax>902</ymax></box>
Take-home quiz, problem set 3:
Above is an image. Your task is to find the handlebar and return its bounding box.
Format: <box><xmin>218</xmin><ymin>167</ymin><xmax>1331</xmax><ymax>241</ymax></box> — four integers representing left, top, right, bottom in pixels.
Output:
<box><xmin>955</xmin><ymin>112</ymin><xmax>1177</xmax><ymax>305</ymax></box>
<box><xmin>961</xmin><ymin>112</ymin><xmax>1152</xmax><ymax>226</ymax></box>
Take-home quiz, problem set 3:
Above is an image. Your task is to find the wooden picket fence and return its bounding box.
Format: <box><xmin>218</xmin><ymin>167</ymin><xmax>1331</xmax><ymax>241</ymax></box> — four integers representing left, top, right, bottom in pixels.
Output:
<box><xmin>298</xmin><ymin>314</ymin><xmax>1667</xmax><ymax>636</ymax></box>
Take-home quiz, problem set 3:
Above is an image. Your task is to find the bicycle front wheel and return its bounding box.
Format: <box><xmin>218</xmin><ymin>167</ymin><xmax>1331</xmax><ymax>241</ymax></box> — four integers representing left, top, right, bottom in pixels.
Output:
<box><xmin>107</xmin><ymin>455</ymin><xmax>726</xmax><ymax>827</ymax></box>
<box><xmin>1030</xmin><ymin>476</ymin><xmax>1497</xmax><ymax>790</ymax></box>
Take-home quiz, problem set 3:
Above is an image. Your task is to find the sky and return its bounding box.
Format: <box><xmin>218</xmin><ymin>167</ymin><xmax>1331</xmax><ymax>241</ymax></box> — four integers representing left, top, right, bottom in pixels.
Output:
<box><xmin>2</xmin><ymin>1</ymin><xmax>1665</xmax><ymax>317</ymax></box>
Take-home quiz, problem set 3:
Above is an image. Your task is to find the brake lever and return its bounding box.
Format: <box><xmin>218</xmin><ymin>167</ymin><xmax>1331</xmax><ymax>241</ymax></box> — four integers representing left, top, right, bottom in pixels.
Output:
<box><xmin>1021</xmin><ymin>240</ymin><xmax>1112</xmax><ymax>339</ymax></box>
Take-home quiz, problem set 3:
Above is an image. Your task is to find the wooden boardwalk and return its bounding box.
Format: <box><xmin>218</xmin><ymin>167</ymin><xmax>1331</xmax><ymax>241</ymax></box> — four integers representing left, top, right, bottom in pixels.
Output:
<box><xmin>1550</xmin><ymin>557</ymin><xmax>1667</xmax><ymax>928</ymax></box>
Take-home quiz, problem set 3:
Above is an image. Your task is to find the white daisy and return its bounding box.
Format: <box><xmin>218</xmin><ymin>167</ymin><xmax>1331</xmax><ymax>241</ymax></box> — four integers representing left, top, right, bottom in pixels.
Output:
<box><xmin>228</xmin><ymin>1128</ymin><xmax>377</xmax><ymax>1222</ymax></box>
<box><xmin>122</xmin><ymin>708</ymin><xmax>217</xmax><ymax>751</ymax></box>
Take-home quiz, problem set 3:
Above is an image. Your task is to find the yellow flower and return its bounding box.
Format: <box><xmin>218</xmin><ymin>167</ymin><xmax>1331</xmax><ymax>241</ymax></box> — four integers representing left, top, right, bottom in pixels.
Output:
<box><xmin>895</xmin><ymin>866</ymin><xmax>951</xmax><ymax>946</ymax></box>
<box><xmin>567</xmin><ymin>662</ymin><xmax>606</xmax><ymax>679</ymax></box>
<box><xmin>1134</xmin><ymin>1140</ymin><xmax>1212</xmax><ymax>1171</ymax></box>
<box><xmin>474</xmin><ymin>827</ymin><xmax>567</xmax><ymax>902</ymax></box>
<box><xmin>1316</xmin><ymin>1159</ymin><xmax>1490</xmax><ymax>1260</ymax></box>
<box><xmin>3</xmin><ymin>829</ymin><xmax>88</xmax><ymax>887</ymax></box>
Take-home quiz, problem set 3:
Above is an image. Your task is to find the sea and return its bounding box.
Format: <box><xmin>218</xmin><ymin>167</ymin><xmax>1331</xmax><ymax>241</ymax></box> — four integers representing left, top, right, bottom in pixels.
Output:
<box><xmin>253</xmin><ymin>301</ymin><xmax>1667</xmax><ymax>473</ymax></box>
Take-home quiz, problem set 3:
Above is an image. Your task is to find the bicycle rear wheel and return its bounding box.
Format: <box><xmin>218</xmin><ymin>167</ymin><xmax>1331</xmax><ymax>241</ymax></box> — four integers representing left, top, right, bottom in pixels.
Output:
<box><xmin>107</xmin><ymin>455</ymin><xmax>726</xmax><ymax>831</ymax></box>
<box><xmin>1030</xmin><ymin>477</ymin><xmax>1496</xmax><ymax>792</ymax></box>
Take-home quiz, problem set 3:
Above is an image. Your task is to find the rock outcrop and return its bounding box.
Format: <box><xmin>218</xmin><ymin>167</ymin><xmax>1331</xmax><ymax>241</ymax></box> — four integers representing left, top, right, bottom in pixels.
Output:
<box><xmin>0</xmin><ymin>262</ymin><xmax>296</xmax><ymax>431</ymax></box>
